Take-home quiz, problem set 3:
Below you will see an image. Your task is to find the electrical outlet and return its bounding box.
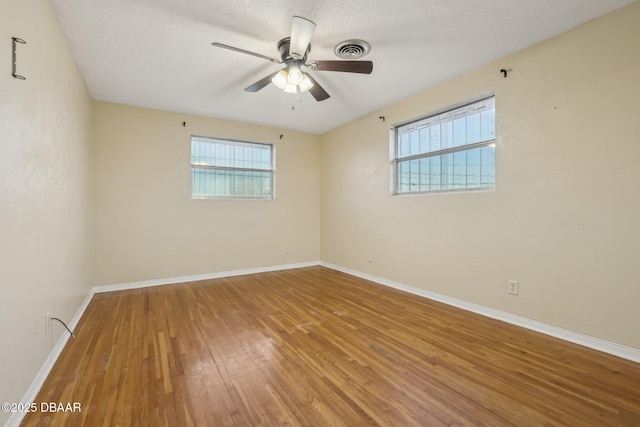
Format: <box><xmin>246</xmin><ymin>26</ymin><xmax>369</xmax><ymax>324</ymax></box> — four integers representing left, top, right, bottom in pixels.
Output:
<box><xmin>367</xmin><ymin>252</ymin><xmax>374</xmax><ymax>263</ymax></box>
<box><xmin>44</xmin><ymin>312</ymin><xmax>51</xmax><ymax>335</ymax></box>
<box><xmin>508</xmin><ymin>280</ymin><xmax>519</xmax><ymax>295</ymax></box>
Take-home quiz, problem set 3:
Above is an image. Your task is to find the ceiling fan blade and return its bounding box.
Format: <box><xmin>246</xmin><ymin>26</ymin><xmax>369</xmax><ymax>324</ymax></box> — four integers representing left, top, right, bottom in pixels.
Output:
<box><xmin>290</xmin><ymin>16</ymin><xmax>316</xmax><ymax>59</ymax></box>
<box><xmin>244</xmin><ymin>72</ymin><xmax>279</xmax><ymax>92</ymax></box>
<box><xmin>212</xmin><ymin>42</ymin><xmax>281</xmax><ymax>64</ymax></box>
<box><xmin>312</xmin><ymin>60</ymin><xmax>373</xmax><ymax>74</ymax></box>
<box><xmin>305</xmin><ymin>74</ymin><xmax>330</xmax><ymax>101</ymax></box>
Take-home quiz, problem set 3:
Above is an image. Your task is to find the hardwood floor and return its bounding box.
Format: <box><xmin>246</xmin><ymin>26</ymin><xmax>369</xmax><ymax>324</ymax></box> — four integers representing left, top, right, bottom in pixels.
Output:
<box><xmin>22</xmin><ymin>266</ymin><xmax>640</xmax><ymax>426</ymax></box>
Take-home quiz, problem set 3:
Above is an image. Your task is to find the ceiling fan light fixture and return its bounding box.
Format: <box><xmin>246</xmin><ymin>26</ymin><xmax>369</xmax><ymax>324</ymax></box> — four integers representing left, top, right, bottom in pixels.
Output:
<box><xmin>272</xmin><ymin>70</ymin><xmax>288</xmax><ymax>89</ymax></box>
<box><xmin>272</xmin><ymin>68</ymin><xmax>312</xmax><ymax>94</ymax></box>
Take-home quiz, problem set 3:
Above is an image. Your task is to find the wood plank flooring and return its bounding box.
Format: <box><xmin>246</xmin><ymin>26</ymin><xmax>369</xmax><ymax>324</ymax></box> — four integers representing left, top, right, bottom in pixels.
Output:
<box><xmin>22</xmin><ymin>266</ymin><xmax>640</xmax><ymax>426</ymax></box>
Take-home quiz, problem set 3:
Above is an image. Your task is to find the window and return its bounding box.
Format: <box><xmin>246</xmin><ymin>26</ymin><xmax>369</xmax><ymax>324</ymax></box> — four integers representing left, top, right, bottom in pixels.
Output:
<box><xmin>393</xmin><ymin>95</ymin><xmax>495</xmax><ymax>194</ymax></box>
<box><xmin>191</xmin><ymin>136</ymin><xmax>274</xmax><ymax>199</ymax></box>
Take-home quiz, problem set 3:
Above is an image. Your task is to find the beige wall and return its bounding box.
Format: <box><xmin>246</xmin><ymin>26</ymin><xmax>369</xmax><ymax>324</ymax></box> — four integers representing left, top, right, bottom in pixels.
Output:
<box><xmin>2</xmin><ymin>1</ymin><xmax>639</xmax><ymax>419</ymax></box>
<box><xmin>321</xmin><ymin>2</ymin><xmax>640</xmax><ymax>349</ymax></box>
<box><xmin>92</xmin><ymin>102</ymin><xmax>321</xmax><ymax>285</ymax></box>
<box><xmin>0</xmin><ymin>0</ymin><xmax>93</xmax><ymax>422</ymax></box>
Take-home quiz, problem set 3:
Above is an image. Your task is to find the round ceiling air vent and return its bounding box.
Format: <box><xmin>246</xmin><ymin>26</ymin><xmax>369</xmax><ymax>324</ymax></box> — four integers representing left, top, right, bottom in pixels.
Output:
<box><xmin>334</xmin><ymin>39</ymin><xmax>371</xmax><ymax>59</ymax></box>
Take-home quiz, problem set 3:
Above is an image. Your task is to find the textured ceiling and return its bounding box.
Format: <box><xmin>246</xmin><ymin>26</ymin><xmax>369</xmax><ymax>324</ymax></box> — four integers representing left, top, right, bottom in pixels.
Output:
<box><xmin>49</xmin><ymin>0</ymin><xmax>634</xmax><ymax>134</ymax></box>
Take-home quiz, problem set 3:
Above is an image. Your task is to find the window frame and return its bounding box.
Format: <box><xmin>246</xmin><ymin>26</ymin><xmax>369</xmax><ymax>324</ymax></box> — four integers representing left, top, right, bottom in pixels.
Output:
<box><xmin>190</xmin><ymin>135</ymin><xmax>276</xmax><ymax>200</ymax></box>
<box><xmin>391</xmin><ymin>94</ymin><xmax>496</xmax><ymax>195</ymax></box>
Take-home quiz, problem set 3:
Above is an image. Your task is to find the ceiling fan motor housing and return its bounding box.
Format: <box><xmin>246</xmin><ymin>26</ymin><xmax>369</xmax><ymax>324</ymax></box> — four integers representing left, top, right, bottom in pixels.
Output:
<box><xmin>278</xmin><ymin>37</ymin><xmax>310</xmax><ymax>63</ymax></box>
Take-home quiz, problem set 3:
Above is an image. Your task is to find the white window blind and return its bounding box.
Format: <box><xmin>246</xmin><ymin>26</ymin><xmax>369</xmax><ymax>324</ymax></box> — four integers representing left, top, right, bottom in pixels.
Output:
<box><xmin>191</xmin><ymin>136</ymin><xmax>274</xmax><ymax>199</ymax></box>
<box><xmin>394</xmin><ymin>96</ymin><xmax>496</xmax><ymax>194</ymax></box>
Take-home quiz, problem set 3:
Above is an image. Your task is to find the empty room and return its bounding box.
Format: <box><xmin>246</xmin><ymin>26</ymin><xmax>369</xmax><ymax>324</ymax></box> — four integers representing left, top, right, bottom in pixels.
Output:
<box><xmin>2</xmin><ymin>0</ymin><xmax>640</xmax><ymax>426</ymax></box>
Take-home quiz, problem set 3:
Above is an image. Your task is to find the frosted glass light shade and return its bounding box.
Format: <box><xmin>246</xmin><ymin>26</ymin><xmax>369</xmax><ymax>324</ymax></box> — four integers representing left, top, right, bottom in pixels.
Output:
<box><xmin>287</xmin><ymin>66</ymin><xmax>303</xmax><ymax>85</ymax></box>
<box><xmin>298</xmin><ymin>74</ymin><xmax>313</xmax><ymax>92</ymax></box>
<box><xmin>283</xmin><ymin>84</ymin><xmax>298</xmax><ymax>93</ymax></box>
<box><xmin>272</xmin><ymin>70</ymin><xmax>288</xmax><ymax>89</ymax></box>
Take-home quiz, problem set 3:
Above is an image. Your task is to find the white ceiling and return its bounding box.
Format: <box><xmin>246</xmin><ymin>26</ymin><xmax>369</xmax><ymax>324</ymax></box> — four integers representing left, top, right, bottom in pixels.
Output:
<box><xmin>49</xmin><ymin>0</ymin><xmax>633</xmax><ymax>134</ymax></box>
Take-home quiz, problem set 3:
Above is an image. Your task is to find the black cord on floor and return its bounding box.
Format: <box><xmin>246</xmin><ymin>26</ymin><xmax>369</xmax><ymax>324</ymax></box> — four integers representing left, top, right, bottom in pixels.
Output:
<box><xmin>51</xmin><ymin>317</ymin><xmax>75</xmax><ymax>338</ymax></box>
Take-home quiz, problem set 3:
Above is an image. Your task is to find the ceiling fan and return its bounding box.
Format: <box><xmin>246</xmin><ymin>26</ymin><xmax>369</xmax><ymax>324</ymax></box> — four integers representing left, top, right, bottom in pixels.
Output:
<box><xmin>211</xmin><ymin>16</ymin><xmax>373</xmax><ymax>102</ymax></box>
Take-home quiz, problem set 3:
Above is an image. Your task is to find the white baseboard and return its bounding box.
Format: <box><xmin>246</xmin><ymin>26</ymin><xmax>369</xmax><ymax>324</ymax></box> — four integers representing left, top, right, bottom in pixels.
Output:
<box><xmin>5</xmin><ymin>291</ymin><xmax>94</xmax><ymax>427</ymax></box>
<box><xmin>91</xmin><ymin>260</ymin><xmax>321</xmax><ymax>294</ymax></box>
<box><xmin>320</xmin><ymin>261</ymin><xmax>640</xmax><ymax>363</ymax></box>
